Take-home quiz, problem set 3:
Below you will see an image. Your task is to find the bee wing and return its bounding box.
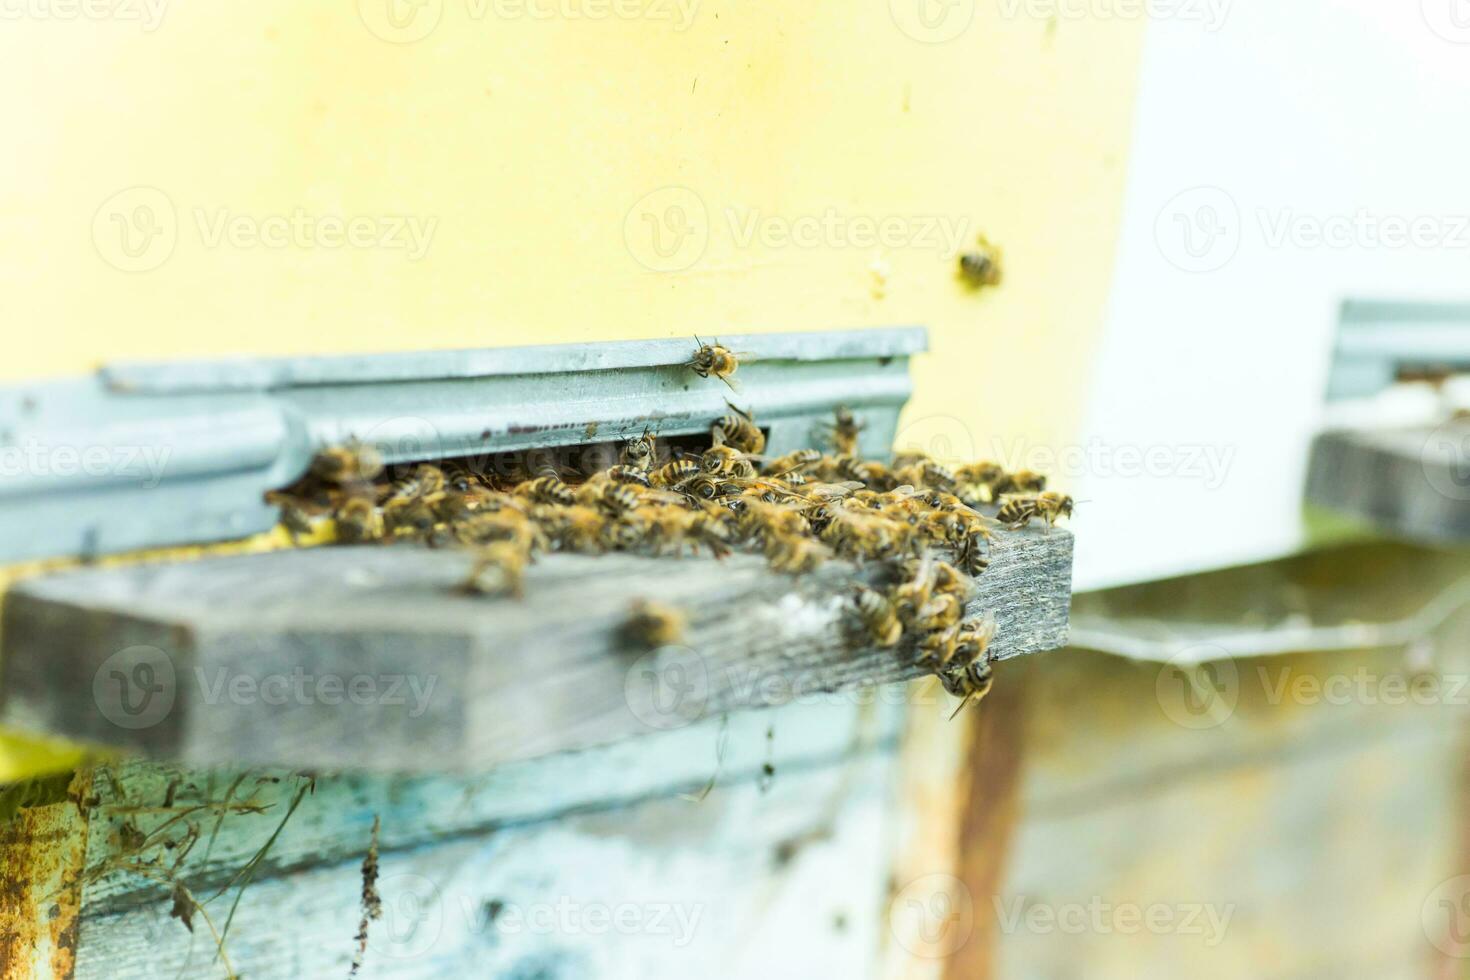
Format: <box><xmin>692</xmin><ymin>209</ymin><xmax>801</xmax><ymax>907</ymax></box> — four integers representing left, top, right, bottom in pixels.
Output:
<box><xmin>803</xmin><ymin>481</ymin><xmax>864</xmax><ymax>499</ymax></box>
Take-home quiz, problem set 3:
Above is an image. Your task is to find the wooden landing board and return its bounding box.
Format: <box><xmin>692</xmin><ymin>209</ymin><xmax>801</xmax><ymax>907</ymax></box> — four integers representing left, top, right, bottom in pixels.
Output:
<box><xmin>1306</xmin><ymin>423</ymin><xmax>1470</xmax><ymax>543</ymax></box>
<box><xmin>0</xmin><ymin>529</ymin><xmax>1071</xmax><ymax>773</ymax></box>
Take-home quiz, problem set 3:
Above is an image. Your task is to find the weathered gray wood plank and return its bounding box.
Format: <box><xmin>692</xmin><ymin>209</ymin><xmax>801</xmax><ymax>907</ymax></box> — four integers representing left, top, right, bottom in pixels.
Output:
<box><xmin>1</xmin><ymin>528</ymin><xmax>1069</xmax><ymax>772</ymax></box>
<box><xmin>1306</xmin><ymin>423</ymin><xmax>1470</xmax><ymax>542</ymax></box>
<box><xmin>75</xmin><ymin>744</ymin><xmax>901</xmax><ymax>980</ymax></box>
<box><xmin>76</xmin><ymin>697</ymin><xmax>907</xmax><ymax>914</ymax></box>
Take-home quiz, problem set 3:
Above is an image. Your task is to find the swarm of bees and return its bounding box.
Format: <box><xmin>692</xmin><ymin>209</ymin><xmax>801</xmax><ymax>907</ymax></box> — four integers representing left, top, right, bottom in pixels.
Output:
<box><xmin>268</xmin><ymin>370</ymin><xmax>1070</xmax><ymax>714</ymax></box>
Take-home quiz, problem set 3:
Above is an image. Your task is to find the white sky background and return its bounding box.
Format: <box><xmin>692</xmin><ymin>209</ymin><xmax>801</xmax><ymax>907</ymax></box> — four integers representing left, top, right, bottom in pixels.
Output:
<box><xmin>1070</xmin><ymin>0</ymin><xmax>1470</xmax><ymax>590</ymax></box>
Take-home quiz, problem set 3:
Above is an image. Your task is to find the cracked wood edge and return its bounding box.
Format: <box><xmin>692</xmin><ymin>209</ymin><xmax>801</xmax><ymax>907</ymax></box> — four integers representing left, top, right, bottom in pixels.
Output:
<box><xmin>0</xmin><ymin>528</ymin><xmax>1070</xmax><ymax>773</ymax></box>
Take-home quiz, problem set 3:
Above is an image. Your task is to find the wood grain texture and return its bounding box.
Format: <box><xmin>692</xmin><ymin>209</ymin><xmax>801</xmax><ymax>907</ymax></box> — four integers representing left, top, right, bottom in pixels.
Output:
<box><xmin>0</xmin><ymin>528</ymin><xmax>1070</xmax><ymax>773</ymax></box>
<box><xmin>1306</xmin><ymin>424</ymin><xmax>1470</xmax><ymax>543</ymax></box>
<box><xmin>58</xmin><ymin>697</ymin><xmax>906</xmax><ymax>979</ymax></box>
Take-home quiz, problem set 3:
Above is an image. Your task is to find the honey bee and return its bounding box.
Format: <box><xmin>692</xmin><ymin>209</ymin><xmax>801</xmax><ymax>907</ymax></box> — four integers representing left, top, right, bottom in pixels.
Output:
<box><xmin>620</xmin><ymin>599</ymin><xmax>688</xmax><ymax>648</ymax></box>
<box><xmin>819</xmin><ymin>510</ymin><xmax>910</xmax><ymax>561</ymax></box>
<box><xmin>711</xmin><ymin>402</ymin><xmax>765</xmax><ymax>455</ymax></box>
<box><xmin>701</xmin><ymin>445</ymin><xmax>757</xmax><ymax>479</ymax></box>
<box><xmin>459</xmin><ymin>542</ymin><xmax>530</xmax><ymax>599</ymax></box>
<box><xmin>650</xmin><ymin>458</ymin><xmax>701</xmax><ymax>488</ymax></box>
<box><xmin>310</xmin><ymin>440</ymin><xmax>384</xmax><ymax>486</ymax></box>
<box><xmin>455</xmin><ymin>509</ymin><xmax>545</xmax><ymax>552</ymax></box>
<box><xmin>853</xmin><ymin>587</ymin><xmax>902</xmax><ymax>647</ymax></box>
<box><xmin>763</xmin><ymin>448</ymin><xmax>821</xmax><ymax>477</ymax></box>
<box><xmin>385</xmin><ymin>464</ymin><xmax>447</xmax><ymax>504</ymax></box>
<box><xmin>955</xmin><ymin>461</ymin><xmax>1007</xmax><ymax>504</ymax></box>
<box><xmin>681</xmin><ymin>473</ymin><xmax>739</xmax><ymax>502</ymax></box>
<box><xmin>911</xmin><ymin>592</ymin><xmax>964</xmax><ymax>634</ymax></box>
<box><xmin>620</xmin><ymin>430</ymin><xmax>657</xmax><ymax>472</ymax></box>
<box><xmin>516</xmin><ymin>474</ymin><xmax>577</xmax><ymax>507</ymax></box>
<box><xmin>765</xmin><ymin>534</ymin><xmax>830</xmax><ymax>575</ymax></box>
<box><xmin>687</xmin><ymin>337</ymin><xmax>744</xmax><ymax>390</ymax></box>
<box><xmin>818</xmin><ymin>407</ymin><xmax>864</xmax><ymax>455</ymax></box>
<box><xmin>537</xmin><ymin>504</ymin><xmax>607</xmax><ymax>554</ymax></box>
<box><xmin>957</xmin><ymin>234</ymin><xmax>1003</xmax><ymax>289</ymax></box>
<box><xmin>994</xmin><ymin>469</ymin><xmax>1046</xmax><ymax>496</ymax></box>
<box><xmin>938</xmin><ymin>617</ymin><xmax>998</xmax><ymax>716</ymax></box>
<box><xmin>833</xmin><ymin>455</ymin><xmax>891</xmax><ymax>490</ymax></box>
<box><xmin>607</xmin><ymin>464</ymin><xmax>653</xmax><ymax>487</ymax></box>
<box><xmin>334</xmin><ymin>496</ymin><xmax>383</xmax><ymax>544</ymax></box>
<box><xmin>996</xmin><ymin>491</ymin><xmax>1073</xmax><ymax>528</ymax></box>
<box><xmin>265</xmin><ymin>491</ymin><xmax>320</xmax><ymax>541</ymax></box>
<box><xmin>576</xmin><ymin>477</ymin><xmax>648</xmax><ymax>516</ymax></box>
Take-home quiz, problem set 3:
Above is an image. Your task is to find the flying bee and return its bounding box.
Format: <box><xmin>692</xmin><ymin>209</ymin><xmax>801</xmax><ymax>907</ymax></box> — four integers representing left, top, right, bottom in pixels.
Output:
<box><xmin>957</xmin><ymin>234</ymin><xmax>1003</xmax><ymax>289</ymax></box>
<box><xmin>334</xmin><ymin>496</ymin><xmax>383</xmax><ymax>544</ymax></box>
<box><xmin>650</xmin><ymin>458</ymin><xmax>701</xmax><ymax>488</ymax></box>
<box><xmin>459</xmin><ymin>541</ymin><xmax>530</xmax><ymax>599</ymax></box>
<box><xmin>817</xmin><ymin>407</ymin><xmax>864</xmax><ymax>455</ymax></box>
<box><xmin>309</xmin><ymin>440</ymin><xmax>384</xmax><ymax>487</ymax></box>
<box><xmin>853</xmin><ymin>587</ymin><xmax>902</xmax><ymax>648</ymax></box>
<box><xmin>687</xmin><ymin>336</ymin><xmax>746</xmax><ymax>390</ymax></box>
<box><xmin>711</xmin><ymin>402</ymin><xmax>765</xmax><ymax>455</ymax></box>
<box><xmin>620</xmin><ymin>599</ymin><xmax>688</xmax><ymax>648</ymax></box>
<box><xmin>516</xmin><ymin>474</ymin><xmax>576</xmax><ymax>506</ymax></box>
<box><xmin>701</xmin><ymin>445</ymin><xmax>758</xmax><ymax>479</ymax></box>
<box><xmin>620</xmin><ymin>430</ymin><xmax>657</xmax><ymax>472</ymax></box>
<box><xmin>996</xmin><ymin>491</ymin><xmax>1073</xmax><ymax>529</ymax></box>
<box><xmin>763</xmin><ymin>448</ymin><xmax>821</xmax><ymax>477</ymax></box>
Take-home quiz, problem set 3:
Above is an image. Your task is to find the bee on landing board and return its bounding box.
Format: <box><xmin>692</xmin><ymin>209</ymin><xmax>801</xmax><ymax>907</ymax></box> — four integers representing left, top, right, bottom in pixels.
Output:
<box><xmin>853</xmin><ymin>586</ymin><xmax>902</xmax><ymax>648</ymax></box>
<box><xmin>687</xmin><ymin>337</ymin><xmax>746</xmax><ymax>390</ymax></box>
<box><xmin>620</xmin><ymin>598</ymin><xmax>688</xmax><ymax>648</ymax></box>
<box><xmin>711</xmin><ymin>402</ymin><xmax>765</xmax><ymax>455</ymax></box>
<box><xmin>996</xmin><ymin>491</ymin><xmax>1074</xmax><ymax>529</ymax></box>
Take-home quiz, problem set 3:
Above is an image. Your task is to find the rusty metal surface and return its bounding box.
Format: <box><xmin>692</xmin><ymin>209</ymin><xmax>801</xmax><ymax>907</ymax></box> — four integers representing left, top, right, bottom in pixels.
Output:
<box><xmin>0</xmin><ymin>770</ymin><xmax>92</xmax><ymax>979</ymax></box>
